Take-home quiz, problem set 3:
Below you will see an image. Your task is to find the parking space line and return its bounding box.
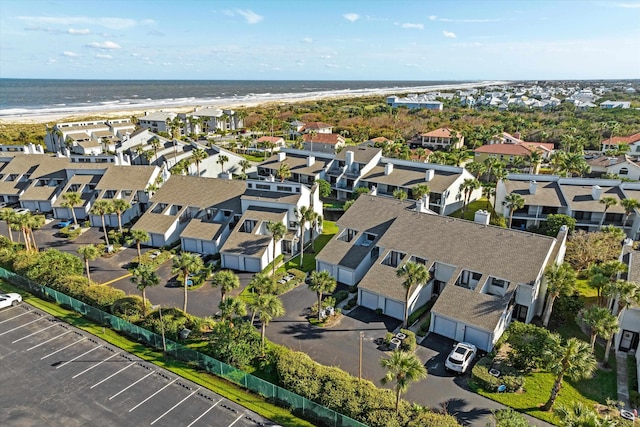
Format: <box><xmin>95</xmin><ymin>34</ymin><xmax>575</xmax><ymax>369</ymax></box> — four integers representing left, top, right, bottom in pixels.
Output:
<box><xmin>41</xmin><ymin>337</ymin><xmax>87</xmax><ymax>359</ymax></box>
<box><xmin>228</xmin><ymin>414</ymin><xmax>244</xmax><ymax>427</ymax></box>
<box><xmin>12</xmin><ymin>323</ymin><xmax>58</xmax><ymax>343</ymax></box>
<box><xmin>0</xmin><ymin>310</ymin><xmax>30</xmax><ymax>324</ymax></box>
<box><xmin>72</xmin><ymin>352</ymin><xmax>121</xmax><ymax>379</ymax></box>
<box><xmin>0</xmin><ymin>317</ymin><xmax>44</xmax><ymax>336</ymax></box>
<box><xmin>150</xmin><ymin>387</ymin><xmax>200</xmax><ymax>425</ymax></box>
<box><xmin>109</xmin><ymin>370</ymin><xmax>155</xmax><ymax>400</ymax></box>
<box><xmin>186</xmin><ymin>399</ymin><xmax>222</xmax><ymax>427</ymax></box>
<box><xmin>90</xmin><ymin>362</ymin><xmax>136</xmax><ymax>389</ymax></box>
<box><xmin>55</xmin><ymin>345</ymin><xmax>102</xmax><ymax>369</ymax></box>
<box><xmin>128</xmin><ymin>378</ymin><xmax>177</xmax><ymax>412</ymax></box>
<box><xmin>27</xmin><ymin>330</ymin><xmax>71</xmax><ymax>351</ymax></box>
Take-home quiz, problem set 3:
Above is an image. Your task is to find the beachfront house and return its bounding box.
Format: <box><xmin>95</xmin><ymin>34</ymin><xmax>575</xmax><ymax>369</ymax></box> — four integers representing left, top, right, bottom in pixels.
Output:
<box><xmin>315</xmin><ymin>195</ymin><xmax>567</xmax><ymax>351</ymax></box>
<box><xmin>386</xmin><ymin>94</ymin><xmax>443</xmax><ymax>111</ymax></box>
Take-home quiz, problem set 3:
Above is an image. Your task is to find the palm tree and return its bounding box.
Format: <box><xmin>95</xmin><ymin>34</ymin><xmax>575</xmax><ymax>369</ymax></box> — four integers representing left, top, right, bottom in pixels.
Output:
<box><xmin>380</xmin><ymin>351</ymin><xmax>428</xmax><ymax>413</ymax></box>
<box><xmin>0</xmin><ymin>208</ymin><xmax>16</xmax><ymax>242</ymax></box>
<box><xmin>239</xmin><ymin>159</ymin><xmax>252</xmax><ymax>176</ymax></box>
<box><xmin>459</xmin><ymin>178</ymin><xmax>481</xmax><ymax>218</ymax></box>
<box><xmin>77</xmin><ymin>244</ymin><xmax>100</xmax><ymax>285</ymax></box>
<box><xmin>308</xmin><ymin>129</ymin><xmax>317</xmax><ymax>152</ymax></box>
<box><xmin>581</xmin><ymin>305</ymin><xmax>618</xmax><ymax>350</ymax></box>
<box><xmin>308</xmin><ymin>212</ymin><xmax>322</xmax><ymax>253</ymax></box>
<box><xmin>483</xmin><ymin>157</ymin><xmax>501</xmax><ymax>182</ymax></box>
<box><xmin>295</xmin><ymin>206</ymin><xmax>312</xmax><ymax>267</ymax></box>
<box><xmin>276</xmin><ymin>162</ymin><xmax>291</xmax><ymax>182</ymax></box>
<box><xmin>621</xmin><ymin>198</ymin><xmax>640</xmax><ymax>228</ymax></box>
<box><xmin>598</xmin><ymin>197</ymin><xmax>617</xmax><ymax>229</ymax></box>
<box><xmin>527</xmin><ymin>150</ymin><xmax>543</xmax><ymax>174</ymax></box>
<box><xmin>25</xmin><ymin>214</ymin><xmax>45</xmax><ymax>252</ymax></box>
<box><xmin>216</xmin><ymin>154</ymin><xmax>229</xmax><ymax>174</ymax></box>
<box><xmin>503</xmin><ymin>192</ymin><xmax>525</xmax><ymax>229</ymax></box>
<box><xmin>91</xmin><ymin>200</ymin><xmax>114</xmax><ymax>246</ymax></box>
<box><xmin>218</xmin><ymin>297</ymin><xmax>246</xmax><ymax>326</ymax></box>
<box><xmin>111</xmin><ymin>198</ymin><xmax>131</xmax><ymax>233</ymax></box>
<box><xmin>466</xmin><ymin>162</ymin><xmax>487</xmax><ymax>180</ymax></box>
<box><xmin>150</xmin><ymin>137</ymin><xmax>161</xmax><ymax>163</ymax></box>
<box><xmin>542</xmin><ymin>335</ymin><xmax>596</xmax><ymax>411</ymax></box>
<box><xmin>248</xmin><ymin>273</ymin><xmax>277</xmax><ymax>323</ymax></box>
<box><xmin>129</xmin><ymin>229</ymin><xmax>149</xmax><ymax>262</ymax></box>
<box><xmin>482</xmin><ymin>183</ymin><xmax>496</xmax><ymax>210</ymax></box>
<box><xmin>554</xmin><ymin>402</ymin><xmax>618</xmax><ymax>427</ymax></box>
<box><xmin>542</xmin><ymin>263</ymin><xmax>577</xmax><ymax>327</ymax></box>
<box><xmin>61</xmin><ymin>191</ymin><xmax>82</xmax><ymax>226</ymax></box>
<box><xmin>608</xmin><ymin>280</ymin><xmax>640</xmax><ymax>318</ymax></box>
<box><xmin>211</xmin><ymin>269</ymin><xmax>240</xmax><ymax>302</ymax></box>
<box><xmin>191</xmin><ymin>148</ymin><xmax>208</xmax><ymax>176</ymax></box>
<box><xmin>171</xmin><ymin>252</ymin><xmax>204</xmax><ymax>313</ymax></box>
<box><xmin>129</xmin><ymin>263</ymin><xmax>160</xmax><ymax>318</ymax></box>
<box><xmin>266</xmin><ymin>221</ymin><xmax>286</xmax><ymax>276</ymax></box>
<box><xmin>253</xmin><ymin>294</ymin><xmax>285</xmax><ymax>355</ymax></box>
<box><xmin>308</xmin><ymin>270</ymin><xmax>337</xmax><ymax>321</ymax></box>
<box><xmin>411</xmin><ymin>184</ymin><xmax>430</xmax><ymax>202</ymax></box>
<box><xmin>396</xmin><ymin>261</ymin><xmax>430</xmax><ymax>327</ymax></box>
<box><xmin>393</xmin><ymin>189</ymin><xmax>408</xmax><ymax>201</ymax></box>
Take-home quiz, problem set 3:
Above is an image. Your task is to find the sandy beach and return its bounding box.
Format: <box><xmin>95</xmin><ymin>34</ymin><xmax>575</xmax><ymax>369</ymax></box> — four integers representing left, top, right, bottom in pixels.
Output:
<box><xmin>0</xmin><ymin>81</ymin><xmax>510</xmax><ymax>125</ymax></box>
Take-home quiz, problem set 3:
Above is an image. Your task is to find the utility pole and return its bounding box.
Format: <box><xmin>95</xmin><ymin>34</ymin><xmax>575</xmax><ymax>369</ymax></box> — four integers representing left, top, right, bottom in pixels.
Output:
<box><xmin>159</xmin><ymin>305</ymin><xmax>167</xmax><ymax>354</ymax></box>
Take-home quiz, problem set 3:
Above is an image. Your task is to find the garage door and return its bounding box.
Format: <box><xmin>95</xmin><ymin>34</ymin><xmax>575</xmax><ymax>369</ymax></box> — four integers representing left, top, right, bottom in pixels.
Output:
<box><xmin>151</xmin><ymin>234</ymin><xmax>164</xmax><ymax>247</ymax></box>
<box><xmin>202</xmin><ymin>241</ymin><xmax>217</xmax><ymax>254</ymax></box>
<box><xmin>317</xmin><ymin>262</ymin><xmax>332</xmax><ymax>274</ymax></box>
<box><xmin>182</xmin><ymin>238</ymin><xmax>198</xmax><ymax>253</ymax></box>
<box><xmin>433</xmin><ymin>315</ymin><xmax>457</xmax><ymax>340</ymax></box>
<box><xmin>360</xmin><ymin>290</ymin><xmax>378</xmax><ymax>310</ymax></box>
<box><xmin>385</xmin><ymin>299</ymin><xmax>404</xmax><ymax>320</ymax></box>
<box><xmin>244</xmin><ymin>257</ymin><xmax>261</xmax><ymax>273</ymax></box>
<box><xmin>223</xmin><ymin>254</ymin><xmax>240</xmax><ymax>270</ymax></box>
<box><xmin>464</xmin><ymin>326</ymin><xmax>490</xmax><ymax>351</ymax></box>
<box><xmin>337</xmin><ymin>268</ymin><xmax>353</xmax><ymax>285</ymax></box>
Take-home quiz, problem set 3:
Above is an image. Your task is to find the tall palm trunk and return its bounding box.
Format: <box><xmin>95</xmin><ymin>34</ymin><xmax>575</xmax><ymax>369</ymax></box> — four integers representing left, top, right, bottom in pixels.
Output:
<box><xmin>5</xmin><ymin>220</ymin><xmax>13</xmax><ymax>242</ymax></box>
<box><xmin>261</xmin><ymin>322</ymin><xmax>267</xmax><ymax>356</ymax></box>
<box><xmin>317</xmin><ymin>291</ymin><xmax>323</xmax><ymax>321</ymax></box>
<box><xmin>183</xmin><ymin>272</ymin><xmax>189</xmax><ymax>312</ymax></box>
<box><xmin>141</xmin><ymin>288</ymin><xmax>147</xmax><ymax>318</ymax></box>
<box><xmin>136</xmin><ymin>242</ymin><xmax>142</xmax><ymax>261</ymax></box>
<box><xmin>85</xmin><ymin>258</ymin><xmax>91</xmax><ymax>284</ymax></box>
<box><xmin>604</xmin><ymin>337</ymin><xmax>614</xmax><ymax>364</ymax></box>
<box><xmin>100</xmin><ymin>214</ymin><xmax>110</xmax><ymax>246</ymax></box>
<box><xmin>542</xmin><ymin>294</ymin><xmax>557</xmax><ymax>327</ymax></box>
<box><xmin>543</xmin><ymin>376</ymin><xmax>563</xmax><ymax>411</ymax></box>
<box><xmin>29</xmin><ymin>229</ymin><xmax>38</xmax><ymax>251</ymax></box>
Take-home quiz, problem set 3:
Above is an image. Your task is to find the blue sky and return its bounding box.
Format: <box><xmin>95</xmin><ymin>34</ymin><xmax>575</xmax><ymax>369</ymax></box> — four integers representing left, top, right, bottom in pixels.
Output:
<box><xmin>1</xmin><ymin>0</ymin><xmax>639</xmax><ymax>80</ymax></box>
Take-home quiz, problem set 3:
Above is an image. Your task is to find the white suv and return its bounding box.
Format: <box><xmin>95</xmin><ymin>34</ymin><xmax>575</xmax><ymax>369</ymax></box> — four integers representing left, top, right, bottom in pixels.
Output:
<box><xmin>445</xmin><ymin>342</ymin><xmax>477</xmax><ymax>374</ymax></box>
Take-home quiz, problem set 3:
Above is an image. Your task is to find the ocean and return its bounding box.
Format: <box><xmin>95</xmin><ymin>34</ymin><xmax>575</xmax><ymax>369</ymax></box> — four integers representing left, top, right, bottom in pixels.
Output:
<box><xmin>0</xmin><ymin>79</ymin><xmax>477</xmax><ymax>118</ymax></box>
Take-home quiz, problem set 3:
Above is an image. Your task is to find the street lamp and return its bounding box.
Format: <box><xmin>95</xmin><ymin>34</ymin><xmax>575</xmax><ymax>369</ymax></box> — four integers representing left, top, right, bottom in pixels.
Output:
<box><xmin>359</xmin><ymin>331</ymin><xmax>365</xmax><ymax>381</ymax></box>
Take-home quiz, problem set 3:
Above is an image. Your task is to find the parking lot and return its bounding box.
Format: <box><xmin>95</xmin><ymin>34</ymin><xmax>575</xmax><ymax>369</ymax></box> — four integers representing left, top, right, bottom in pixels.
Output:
<box><xmin>0</xmin><ymin>304</ymin><xmax>277</xmax><ymax>427</ymax></box>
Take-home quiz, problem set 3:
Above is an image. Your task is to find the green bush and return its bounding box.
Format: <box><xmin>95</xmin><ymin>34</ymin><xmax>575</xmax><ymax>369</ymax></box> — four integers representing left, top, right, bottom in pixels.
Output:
<box><xmin>58</xmin><ymin>226</ymin><xmax>82</xmax><ymax>239</ymax></box>
<box><xmin>418</xmin><ymin>318</ymin><xmax>431</xmax><ymax>337</ymax></box>
<box><xmin>407</xmin><ymin>298</ymin><xmax>436</xmax><ymax>326</ymax></box>
<box><xmin>345</xmin><ymin>295</ymin><xmax>358</xmax><ymax>310</ymax></box>
<box><xmin>628</xmin><ymin>354</ymin><xmax>639</xmax><ymax>407</ymax></box>
<box><xmin>471</xmin><ymin>356</ymin><xmax>524</xmax><ymax>393</ymax></box>
<box><xmin>384</xmin><ymin>332</ymin><xmax>394</xmax><ymax>346</ymax></box>
<box><xmin>400</xmin><ymin>329</ymin><xmax>417</xmax><ymax>352</ymax></box>
<box><xmin>504</xmin><ymin>321</ymin><xmax>551</xmax><ymax>373</ymax></box>
<box><xmin>81</xmin><ymin>285</ymin><xmax>126</xmax><ymax>310</ymax></box>
<box><xmin>491</xmin><ymin>408</ymin><xmax>530</xmax><ymax>427</ymax></box>
<box><xmin>262</xmin><ymin>254</ymin><xmax>284</xmax><ymax>274</ymax></box>
<box><xmin>334</xmin><ymin>290</ymin><xmax>349</xmax><ymax>304</ymax></box>
<box><xmin>111</xmin><ymin>296</ymin><xmax>146</xmax><ymax>323</ymax></box>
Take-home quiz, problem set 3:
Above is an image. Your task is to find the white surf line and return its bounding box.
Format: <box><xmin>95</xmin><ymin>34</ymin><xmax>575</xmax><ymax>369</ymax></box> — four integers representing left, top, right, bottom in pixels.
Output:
<box><xmin>186</xmin><ymin>399</ymin><xmax>222</xmax><ymax>427</ymax></box>
<box><xmin>228</xmin><ymin>414</ymin><xmax>244</xmax><ymax>427</ymax></box>
<box><xmin>41</xmin><ymin>337</ymin><xmax>87</xmax><ymax>359</ymax></box>
<box><xmin>72</xmin><ymin>352</ymin><xmax>121</xmax><ymax>379</ymax></box>
<box><xmin>27</xmin><ymin>330</ymin><xmax>71</xmax><ymax>351</ymax></box>
<box><xmin>12</xmin><ymin>323</ymin><xmax>58</xmax><ymax>343</ymax></box>
<box><xmin>0</xmin><ymin>311</ymin><xmax>31</xmax><ymax>324</ymax></box>
<box><xmin>0</xmin><ymin>317</ymin><xmax>44</xmax><ymax>336</ymax></box>
<box><xmin>150</xmin><ymin>387</ymin><xmax>200</xmax><ymax>425</ymax></box>
<box><xmin>109</xmin><ymin>370</ymin><xmax>155</xmax><ymax>400</ymax></box>
<box><xmin>55</xmin><ymin>345</ymin><xmax>102</xmax><ymax>369</ymax></box>
<box><xmin>128</xmin><ymin>378</ymin><xmax>177</xmax><ymax>412</ymax></box>
<box><xmin>90</xmin><ymin>362</ymin><xmax>136</xmax><ymax>389</ymax></box>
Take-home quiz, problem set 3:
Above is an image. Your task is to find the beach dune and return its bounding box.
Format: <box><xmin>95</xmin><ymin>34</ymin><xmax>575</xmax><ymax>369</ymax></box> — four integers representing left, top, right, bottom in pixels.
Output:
<box><xmin>0</xmin><ymin>81</ymin><xmax>510</xmax><ymax>125</ymax></box>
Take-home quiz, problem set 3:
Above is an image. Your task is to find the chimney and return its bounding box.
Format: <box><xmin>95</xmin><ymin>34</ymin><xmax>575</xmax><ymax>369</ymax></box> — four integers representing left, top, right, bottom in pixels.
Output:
<box><xmin>591</xmin><ymin>185</ymin><xmax>602</xmax><ymax>200</ymax></box>
<box><xmin>385</xmin><ymin>163</ymin><xmax>394</xmax><ymax>175</ymax></box>
<box><xmin>277</xmin><ymin>152</ymin><xmax>286</xmax><ymax>162</ymax></box>
<box><xmin>370</xmin><ymin>185</ymin><xmax>377</xmax><ymax>196</ymax></box>
<box><xmin>529</xmin><ymin>181</ymin><xmax>537</xmax><ymax>195</ymax></box>
<box><xmin>513</xmin><ymin>131</ymin><xmax>521</xmax><ymax>140</ymax></box>
<box><xmin>422</xmin><ymin>194</ymin><xmax>430</xmax><ymax>207</ymax></box>
<box><xmin>268</xmin><ymin>174</ymin><xmax>275</xmax><ymax>182</ymax></box>
<box><xmin>474</xmin><ymin>210</ymin><xmax>491</xmax><ymax>225</ymax></box>
<box><xmin>425</xmin><ymin>169</ymin><xmax>435</xmax><ymax>182</ymax></box>
<box><xmin>345</xmin><ymin>150</ymin><xmax>354</xmax><ymax>166</ymax></box>
<box><xmin>307</xmin><ymin>156</ymin><xmax>315</xmax><ymax>166</ymax></box>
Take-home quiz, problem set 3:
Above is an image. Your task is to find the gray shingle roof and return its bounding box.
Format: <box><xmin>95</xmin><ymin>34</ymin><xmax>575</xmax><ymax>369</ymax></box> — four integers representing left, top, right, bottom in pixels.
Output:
<box><xmin>259</xmin><ymin>153</ymin><xmax>331</xmax><ymax>177</ymax></box>
<box><xmin>180</xmin><ymin>220</ymin><xmax>224</xmax><ymax>240</ymax></box>
<box><xmin>335</xmin><ymin>146</ymin><xmax>382</xmax><ymax>164</ymax></box>
<box><xmin>560</xmin><ymin>184</ymin><xmax>626</xmax><ymax>213</ymax></box>
<box><xmin>220</xmin><ymin>207</ymin><xmax>287</xmax><ymax>256</ymax></box>
<box><xmin>360</xmin><ymin>163</ymin><xmax>459</xmax><ymax>194</ymax></box>
<box><xmin>504</xmin><ymin>180</ymin><xmax>566</xmax><ymax>207</ymax></box>
<box><xmin>148</xmin><ymin>175</ymin><xmax>245</xmax><ymax>210</ymax></box>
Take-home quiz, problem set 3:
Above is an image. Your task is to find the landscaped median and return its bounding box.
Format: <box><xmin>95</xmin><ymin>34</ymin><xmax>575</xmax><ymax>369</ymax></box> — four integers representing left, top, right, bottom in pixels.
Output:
<box><xmin>0</xmin><ymin>280</ymin><xmax>314</xmax><ymax>427</ymax></box>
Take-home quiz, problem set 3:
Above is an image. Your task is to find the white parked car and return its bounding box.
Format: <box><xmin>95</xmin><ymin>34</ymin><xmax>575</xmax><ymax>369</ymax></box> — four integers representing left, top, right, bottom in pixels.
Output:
<box><xmin>0</xmin><ymin>293</ymin><xmax>22</xmax><ymax>309</ymax></box>
<box><xmin>445</xmin><ymin>342</ymin><xmax>477</xmax><ymax>374</ymax></box>
<box><xmin>14</xmin><ymin>208</ymin><xmax>30</xmax><ymax>215</ymax></box>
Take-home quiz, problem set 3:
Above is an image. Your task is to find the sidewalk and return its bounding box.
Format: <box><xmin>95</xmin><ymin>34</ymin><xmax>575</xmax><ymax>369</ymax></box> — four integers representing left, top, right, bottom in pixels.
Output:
<box><xmin>617</xmin><ymin>352</ymin><xmax>631</xmax><ymax>408</ymax></box>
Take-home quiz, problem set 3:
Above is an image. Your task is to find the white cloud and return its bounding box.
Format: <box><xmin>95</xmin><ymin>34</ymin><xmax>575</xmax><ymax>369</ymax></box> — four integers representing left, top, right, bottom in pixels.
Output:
<box><xmin>429</xmin><ymin>15</ymin><xmax>437</xmax><ymax>21</ymax></box>
<box><xmin>87</xmin><ymin>41</ymin><xmax>121</xmax><ymax>49</ymax></box>
<box><xmin>18</xmin><ymin>16</ymin><xmax>138</xmax><ymax>30</ymax></box>
<box><xmin>343</xmin><ymin>13</ymin><xmax>360</xmax><ymax>22</ymax></box>
<box><xmin>443</xmin><ymin>31</ymin><xmax>456</xmax><ymax>38</ymax></box>
<box><xmin>325</xmin><ymin>63</ymin><xmax>339</xmax><ymax>68</ymax></box>
<box><xmin>62</xmin><ymin>51</ymin><xmax>79</xmax><ymax>57</ymax></box>
<box><xmin>235</xmin><ymin>9</ymin><xmax>263</xmax><ymax>24</ymax></box>
<box><xmin>68</xmin><ymin>28</ymin><xmax>90</xmax><ymax>35</ymax></box>
<box><xmin>95</xmin><ymin>54</ymin><xmax>112</xmax><ymax>59</ymax></box>
<box><xmin>302</xmin><ymin>37</ymin><xmax>313</xmax><ymax>43</ymax></box>
<box><xmin>401</xmin><ymin>23</ymin><xmax>424</xmax><ymax>29</ymax></box>
<box><xmin>616</xmin><ymin>3</ymin><xmax>640</xmax><ymax>7</ymax></box>
<box><xmin>47</xmin><ymin>58</ymin><xmax>57</xmax><ymax>63</ymax></box>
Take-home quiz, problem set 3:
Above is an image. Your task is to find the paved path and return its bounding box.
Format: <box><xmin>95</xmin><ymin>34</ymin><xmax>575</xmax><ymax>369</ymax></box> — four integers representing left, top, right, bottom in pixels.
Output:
<box><xmin>617</xmin><ymin>352</ymin><xmax>631</xmax><ymax>407</ymax></box>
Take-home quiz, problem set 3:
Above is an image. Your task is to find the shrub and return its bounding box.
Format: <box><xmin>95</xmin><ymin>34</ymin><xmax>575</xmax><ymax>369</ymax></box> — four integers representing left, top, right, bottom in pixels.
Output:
<box><xmin>111</xmin><ymin>296</ymin><xmax>146</xmax><ymax>323</ymax></box>
<box><xmin>81</xmin><ymin>285</ymin><xmax>126</xmax><ymax>310</ymax></box>
<box><xmin>628</xmin><ymin>354</ymin><xmax>639</xmax><ymax>408</ymax></box>
<box><xmin>140</xmin><ymin>307</ymin><xmax>196</xmax><ymax>341</ymax></box>
<box><xmin>491</xmin><ymin>408</ymin><xmax>530</xmax><ymax>427</ymax></box>
<box><xmin>334</xmin><ymin>290</ymin><xmax>349</xmax><ymax>304</ymax></box>
<box><xmin>552</xmin><ymin>292</ymin><xmax>584</xmax><ymax>326</ymax></box>
<box><xmin>504</xmin><ymin>321</ymin><xmax>551</xmax><ymax>372</ymax></box>
<box><xmin>58</xmin><ymin>226</ymin><xmax>82</xmax><ymax>239</ymax></box>
<box><xmin>471</xmin><ymin>356</ymin><xmax>524</xmax><ymax>393</ymax></box>
<box><xmin>407</xmin><ymin>298</ymin><xmax>436</xmax><ymax>326</ymax></box>
<box><xmin>384</xmin><ymin>332</ymin><xmax>395</xmax><ymax>346</ymax></box>
<box><xmin>375</xmin><ymin>308</ymin><xmax>383</xmax><ymax>315</ymax></box>
<box><xmin>418</xmin><ymin>318</ymin><xmax>431</xmax><ymax>337</ymax></box>
<box><xmin>400</xmin><ymin>329</ymin><xmax>417</xmax><ymax>352</ymax></box>
<box><xmin>345</xmin><ymin>295</ymin><xmax>358</xmax><ymax>310</ymax></box>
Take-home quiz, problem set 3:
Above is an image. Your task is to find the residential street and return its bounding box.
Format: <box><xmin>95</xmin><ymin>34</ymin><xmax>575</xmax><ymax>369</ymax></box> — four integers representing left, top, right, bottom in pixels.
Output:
<box><xmin>6</xmin><ymin>221</ymin><xmax>554</xmax><ymax>427</ymax></box>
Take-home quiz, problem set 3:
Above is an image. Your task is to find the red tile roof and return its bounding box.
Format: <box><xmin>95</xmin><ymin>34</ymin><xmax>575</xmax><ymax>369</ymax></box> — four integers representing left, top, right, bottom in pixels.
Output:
<box><xmin>369</xmin><ymin>137</ymin><xmax>391</xmax><ymax>144</ymax></box>
<box><xmin>256</xmin><ymin>136</ymin><xmax>284</xmax><ymax>143</ymax></box>
<box><xmin>302</xmin><ymin>133</ymin><xmax>344</xmax><ymax>145</ymax></box>
<box><xmin>601</xmin><ymin>132</ymin><xmax>640</xmax><ymax>145</ymax></box>
<box><xmin>474</xmin><ymin>143</ymin><xmax>536</xmax><ymax>156</ymax></box>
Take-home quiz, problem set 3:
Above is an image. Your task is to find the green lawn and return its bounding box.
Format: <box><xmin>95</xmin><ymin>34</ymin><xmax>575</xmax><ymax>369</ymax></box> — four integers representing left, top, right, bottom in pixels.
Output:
<box><xmin>0</xmin><ymin>280</ymin><xmax>314</xmax><ymax>427</ymax></box>
<box><xmin>450</xmin><ymin>198</ymin><xmax>496</xmax><ymax>221</ymax></box>
<box><xmin>281</xmin><ymin>221</ymin><xmax>338</xmax><ymax>273</ymax></box>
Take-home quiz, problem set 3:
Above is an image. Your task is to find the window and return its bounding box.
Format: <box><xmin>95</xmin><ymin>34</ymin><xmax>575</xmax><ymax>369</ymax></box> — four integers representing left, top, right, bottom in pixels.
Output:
<box><xmin>247</xmin><ymin>183</ymin><xmax>253</xmax><ymax>188</ymax></box>
<box><xmin>382</xmin><ymin>250</ymin><xmax>406</xmax><ymax>268</ymax></box>
<box><xmin>277</xmin><ymin>186</ymin><xmax>292</xmax><ymax>192</ymax></box>
<box><xmin>256</xmin><ymin>184</ymin><xmax>270</xmax><ymax>190</ymax></box>
<box><xmin>619</xmin><ymin>167</ymin><xmax>629</xmax><ymax>176</ymax></box>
